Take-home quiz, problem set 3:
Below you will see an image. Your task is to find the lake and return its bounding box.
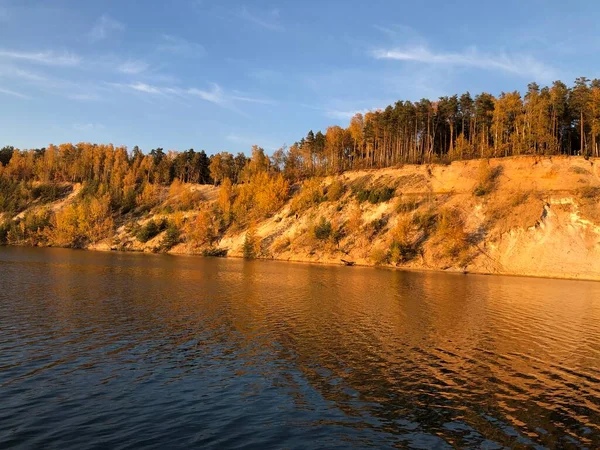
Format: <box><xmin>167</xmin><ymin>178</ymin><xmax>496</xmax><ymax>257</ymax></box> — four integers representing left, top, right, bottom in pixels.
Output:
<box><xmin>0</xmin><ymin>247</ymin><xmax>599</xmax><ymax>449</ymax></box>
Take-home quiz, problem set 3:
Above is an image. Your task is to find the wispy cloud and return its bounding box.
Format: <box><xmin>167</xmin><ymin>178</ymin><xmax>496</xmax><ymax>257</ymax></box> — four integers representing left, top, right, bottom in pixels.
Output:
<box><xmin>68</xmin><ymin>93</ymin><xmax>103</xmax><ymax>101</ymax></box>
<box><xmin>112</xmin><ymin>81</ymin><xmax>274</xmax><ymax>113</ymax></box>
<box><xmin>118</xmin><ymin>60</ymin><xmax>149</xmax><ymax>74</ymax></box>
<box><xmin>0</xmin><ymin>65</ymin><xmax>47</xmax><ymax>81</ymax></box>
<box><xmin>129</xmin><ymin>82</ymin><xmax>164</xmax><ymax>95</ymax></box>
<box><xmin>371</xmin><ymin>45</ymin><xmax>555</xmax><ymax>80</ymax></box>
<box><xmin>74</xmin><ymin>123</ymin><xmax>105</xmax><ymax>131</ymax></box>
<box><xmin>0</xmin><ymin>87</ymin><xmax>29</xmax><ymax>99</ymax></box>
<box><xmin>231</xmin><ymin>90</ymin><xmax>277</xmax><ymax>105</ymax></box>
<box><xmin>325</xmin><ymin>108</ymin><xmax>373</xmax><ymax>120</ymax></box>
<box><xmin>188</xmin><ymin>84</ymin><xmax>224</xmax><ymax>104</ymax></box>
<box><xmin>0</xmin><ymin>49</ymin><xmax>81</xmax><ymax>66</ymax></box>
<box><xmin>157</xmin><ymin>35</ymin><xmax>206</xmax><ymax>57</ymax></box>
<box><xmin>237</xmin><ymin>6</ymin><xmax>284</xmax><ymax>31</ymax></box>
<box><xmin>89</xmin><ymin>14</ymin><xmax>124</xmax><ymax>42</ymax></box>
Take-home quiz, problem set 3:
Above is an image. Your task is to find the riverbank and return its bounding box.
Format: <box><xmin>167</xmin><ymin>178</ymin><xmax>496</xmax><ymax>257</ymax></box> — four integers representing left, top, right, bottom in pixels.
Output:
<box><xmin>103</xmin><ymin>155</ymin><xmax>600</xmax><ymax>281</ymax></box>
<box><xmin>4</xmin><ymin>155</ymin><xmax>600</xmax><ymax>281</ymax></box>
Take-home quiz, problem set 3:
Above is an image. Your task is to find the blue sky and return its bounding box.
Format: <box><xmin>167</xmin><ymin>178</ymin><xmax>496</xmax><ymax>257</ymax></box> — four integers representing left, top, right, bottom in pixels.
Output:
<box><xmin>0</xmin><ymin>0</ymin><xmax>596</xmax><ymax>155</ymax></box>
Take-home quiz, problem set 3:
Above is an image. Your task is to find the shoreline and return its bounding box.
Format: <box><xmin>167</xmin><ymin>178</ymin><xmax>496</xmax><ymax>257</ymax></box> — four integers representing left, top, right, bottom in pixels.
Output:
<box><xmin>4</xmin><ymin>243</ymin><xmax>600</xmax><ymax>283</ymax></box>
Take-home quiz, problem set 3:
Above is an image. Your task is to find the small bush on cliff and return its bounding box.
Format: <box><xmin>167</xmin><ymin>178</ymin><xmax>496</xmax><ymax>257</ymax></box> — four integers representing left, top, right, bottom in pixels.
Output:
<box><xmin>272</xmin><ymin>235</ymin><xmax>291</xmax><ymax>253</ymax></box>
<box><xmin>32</xmin><ymin>183</ymin><xmax>71</xmax><ymax>203</ymax></box>
<box><xmin>136</xmin><ymin>219</ymin><xmax>166</xmax><ymax>243</ymax></box>
<box><xmin>474</xmin><ymin>161</ymin><xmax>502</xmax><ymax>197</ymax></box>
<box><xmin>202</xmin><ymin>247</ymin><xmax>227</xmax><ymax>257</ymax></box>
<box><xmin>313</xmin><ymin>217</ymin><xmax>332</xmax><ymax>240</ymax></box>
<box><xmin>160</xmin><ymin>223</ymin><xmax>181</xmax><ymax>250</ymax></box>
<box><xmin>395</xmin><ymin>196</ymin><xmax>420</xmax><ymax>213</ymax></box>
<box><xmin>326</xmin><ymin>179</ymin><xmax>345</xmax><ymax>201</ymax></box>
<box><xmin>370</xmin><ymin>246</ymin><xmax>388</xmax><ymax>265</ymax></box>
<box><xmin>243</xmin><ymin>227</ymin><xmax>259</xmax><ymax>259</ymax></box>
<box><xmin>579</xmin><ymin>186</ymin><xmax>600</xmax><ymax>200</ymax></box>
<box><xmin>435</xmin><ymin>208</ymin><xmax>469</xmax><ymax>258</ymax></box>
<box><xmin>354</xmin><ymin>187</ymin><xmax>395</xmax><ymax>204</ymax></box>
<box><xmin>290</xmin><ymin>178</ymin><xmax>324</xmax><ymax>214</ymax></box>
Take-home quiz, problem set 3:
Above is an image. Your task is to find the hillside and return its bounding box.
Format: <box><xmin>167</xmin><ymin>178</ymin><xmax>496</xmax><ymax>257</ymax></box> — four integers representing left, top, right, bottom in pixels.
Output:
<box><xmin>4</xmin><ymin>155</ymin><xmax>600</xmax><ymax>281</ymax></box>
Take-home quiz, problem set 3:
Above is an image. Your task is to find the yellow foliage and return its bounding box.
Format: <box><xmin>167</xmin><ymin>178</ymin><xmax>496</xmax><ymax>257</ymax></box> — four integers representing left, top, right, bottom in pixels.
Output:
<box><xmin>167</xmin><ymin>179</ymin><xmax>202</xmax><ymax>211</ymax></box>
<box><xmin>218</xmin><ymin>178</ymin><xmax>233</xmax><ymax>224</ymax></box>
<box><xmin>232</xmin><ymin>172</ymin><xmax>289</xmax><ymax>224</ymax></box>
<box><xmin>346</xmin><ymin>203</ymin><xmax>362</xmax><ymax>234</ymax></box>
<box><xmin>289</xmin><ymin>178</ymin><xmax>324</xmax><ymax>214</ymax></box>
<box><xmin>49</xmin><ymin>194</ymin><xmax>113</xmax><ymax>247</ymax></box>
<box><xmin>136</xmin><ymin>182</ymin><xmax>160</xmax><ymax>209</ymax></box>
<box><xmin>189</xmin><ymin>209</ymin><xmax>218</xmax><ymax>245</ymax></box>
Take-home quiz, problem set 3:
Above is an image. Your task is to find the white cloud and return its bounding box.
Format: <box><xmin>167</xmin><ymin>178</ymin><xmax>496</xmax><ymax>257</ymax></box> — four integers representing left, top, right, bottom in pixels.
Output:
<box><xmin>188</xmin><ymin>83</ymin><xmax>224</xmax><ymax>104</ymax></box>
<box><xmin>371</xmin><ymin>45</ymin><xmax>555</xmax><ymax>80</ymax></box>
<box><xmin>89</xmin><ymin>14</ymin><xmax>124</xmax><ymax>42</ymax></box>
<box><xmin>157</xmin><ymin>35</ymin><xmax>206</xmax><ymax>57</ymax></box>
<box><xmin>0</xmin><ymin>87</ymin><xmax>29</xmax><ymax>99</ymax></box>
<box><xmin>0</xmin><ymin>49</ymin><xmax>81</xmax><ymax>66</ymax></box>
<box><xmin>237</xmin><ymin>6</ymin><xmax>284</xmax><ymax>31</ymax></box>
<box><xmin>118</xmin><ymin>60</ymin><xmax>149</xmax><ymax>74</ymax></box>
<box><xmin>129</xmin><ymin>82</ymin><xmax>163</xmax><ymax>95</ymax></box>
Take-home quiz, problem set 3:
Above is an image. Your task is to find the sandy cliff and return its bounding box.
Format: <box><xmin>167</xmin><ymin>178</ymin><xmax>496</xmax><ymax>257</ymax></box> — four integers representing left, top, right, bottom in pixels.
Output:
<box><xmin>14</xmin><ymin>155</ymin><xmax>600</xmax><ymax>280</ymax></box>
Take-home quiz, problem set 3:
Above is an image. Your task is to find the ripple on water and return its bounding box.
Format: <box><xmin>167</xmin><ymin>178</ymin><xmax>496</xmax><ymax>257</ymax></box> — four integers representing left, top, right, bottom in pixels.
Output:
<box><xmin>0</xmin><ymin>247</ymin><xmax>600</xmax><ymax>449</ymax></box>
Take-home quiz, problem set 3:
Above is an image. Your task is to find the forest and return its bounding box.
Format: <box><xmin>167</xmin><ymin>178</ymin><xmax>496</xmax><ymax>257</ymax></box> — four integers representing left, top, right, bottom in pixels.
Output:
<box><xmin>0</xmin><ymin>77</ymin><xmax>599</xmax><ymax>249</ymax></box>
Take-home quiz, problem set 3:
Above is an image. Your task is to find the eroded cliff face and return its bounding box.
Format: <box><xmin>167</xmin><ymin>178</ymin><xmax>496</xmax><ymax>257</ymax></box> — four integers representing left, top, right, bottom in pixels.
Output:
<box><xmin>199</xmin><ymin>156</ymin><xmax>600</xmax><ymax>280</ymax></box>
<box><xmin>11</xmin><ymin>156</ymin><xmax>600</xmax><ymax>280</ymax></box>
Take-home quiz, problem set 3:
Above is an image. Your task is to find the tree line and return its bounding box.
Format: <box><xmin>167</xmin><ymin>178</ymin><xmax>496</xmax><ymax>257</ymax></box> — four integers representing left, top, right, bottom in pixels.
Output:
<box><xmin>1</xmin><ymin>77</ymin><xmax>599</xmax><ymax>195</ymax></box>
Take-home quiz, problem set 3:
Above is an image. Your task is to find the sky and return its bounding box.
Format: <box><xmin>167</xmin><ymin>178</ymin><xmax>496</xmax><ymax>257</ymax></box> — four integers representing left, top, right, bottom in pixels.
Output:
<box><xmin>0</xmin><ymin>0</ymin><xmax>597</xmax><ymax>155</ymax></box>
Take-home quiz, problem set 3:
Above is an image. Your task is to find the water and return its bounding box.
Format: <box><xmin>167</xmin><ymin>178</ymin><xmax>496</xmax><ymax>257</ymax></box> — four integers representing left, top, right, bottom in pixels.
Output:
<box><xmin>0</xmin><ymin>247</ymin><xmax>599</xmax><ymax>449</ymax></box>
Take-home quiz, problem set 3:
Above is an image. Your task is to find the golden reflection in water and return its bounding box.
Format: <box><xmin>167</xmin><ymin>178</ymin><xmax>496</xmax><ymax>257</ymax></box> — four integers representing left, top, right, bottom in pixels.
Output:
<box><xmin>2</xmin><ymin>247</ymin><xmax>599</xmax><ymax>447</ymax></box>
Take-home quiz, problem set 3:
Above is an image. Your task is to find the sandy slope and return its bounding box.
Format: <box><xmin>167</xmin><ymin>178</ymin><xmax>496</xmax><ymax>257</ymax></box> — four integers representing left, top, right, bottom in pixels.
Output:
<box><xmin>206</xmin><ymin>156</ymin><xmax>600</xmax><ymax>280</ymax></box>
<box><xmin>79</xmin><ymin>156</ymin><xmax>600</xmax><ymax>280</ymax></box>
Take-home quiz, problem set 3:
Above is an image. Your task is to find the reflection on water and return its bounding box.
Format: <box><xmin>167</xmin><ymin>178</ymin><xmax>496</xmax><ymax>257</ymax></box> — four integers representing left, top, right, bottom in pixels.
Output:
<box><xmin>0</xmin><ymin>247</ymin><xmax>599</xmax><ymax>448</ymax></box>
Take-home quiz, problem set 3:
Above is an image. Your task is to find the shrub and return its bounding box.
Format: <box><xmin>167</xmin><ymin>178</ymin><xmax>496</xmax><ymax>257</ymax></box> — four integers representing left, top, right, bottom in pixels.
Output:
<box><xmin>326</xmin><ymin>179</ymin><xmax>345</xmax><ymax>201</ymax></box>
<box><xmin>136</xmin><ymin>219</ymin><xmax>166</xmax><ymax>243</ymax></box>
<box><xmin>570</xmin><ymin>166</ymin><xmax>591</xmax><ymax>176</ymax></box>
<box><xmin>354</xmin><ymin>187</ymin><xmax>395</xmax><ymax>204</ymax></box>
<box><xmin>436</xmin><ymin>208</ymin><xmax>469</xmax><ymax>258</ymax></box>
<box><xmin>395</xmin><ymin>196</ymin><xmax>420</xmax><ymax>213</ymax></box>
<box><xmin>313</xmin><ymin>217</ymin><xmax>332</xmax><ymax>240</ymax></box>
<box><xmin>243</xmin><ymin>228</ymin><xmax>259</xmax><ymax>259</ymax></box>
<box><xmin>413</xmin><ymin>209</ymin><xmax>437</xmax><ymax>232</ymax></box>
<box><xmin>189</xmin><ymin>209</ymin><xmax>218</xmax><ymax>246</ymax></box>
<box><xmin>579</xmin><ymin>186</ymin><xmax>600</xmax><ymax>200</ymax></box>
<box><xmin>370</xmin><ymin>246</ymin><xmax>388</xmax><ymax>265</ymax></box>
<box><xmin>510</xmin><ymin>190</ymin><xmax>531</xmax><ymax>207</ymax></box>
<box><xmin>136</xmin><ymin>182</ymin><xmax>161</xmax><ymax>210</ymax></box>
<box><xmin>290</xmin><ymin>178</ymin><xmax>324</xmax><ymax>214</ymax></box>
<box><xmin>167</xmin><ymin>179</ymin><xmax>203</xmax><ymax>211</ymax></box>
<box><xmin>202</xmin><ymin>247</ymin><xmax>227</xmax><ymax>257</ymax></box>
<box><xmin>32</xmin><ymin>183</ymin><xmax>71</xmax><ymax>203</ymax></box>
<box><xmin>473</xmin><ymin>161</ymin><xmax>502</xmax><ymax>197</ymax></box>
<box><xmin>272</xmin><ymin>235</ymin><xmax>291</xmax><ymax>253</ymax></box>
<box><xmin>161</xmin><ymin>224</ymin><xmax>181</xmax><ymax>250</ymax></box>
<box><xmin>346</xmin><ymin>204</ymin><xmax>362</xmax><ymax>234</ymax></box>
<box><xmin>366</xmin><ymin>217</ymin><xmax>387</xmax><ymax>236</ymax></box>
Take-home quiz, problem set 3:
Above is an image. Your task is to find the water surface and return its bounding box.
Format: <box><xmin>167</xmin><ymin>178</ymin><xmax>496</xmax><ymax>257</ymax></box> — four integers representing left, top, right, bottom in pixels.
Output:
<box><xmin>1</xmin><ymin>247</ymin><xmax>599</xmax><ymax>448</ymax></box>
